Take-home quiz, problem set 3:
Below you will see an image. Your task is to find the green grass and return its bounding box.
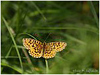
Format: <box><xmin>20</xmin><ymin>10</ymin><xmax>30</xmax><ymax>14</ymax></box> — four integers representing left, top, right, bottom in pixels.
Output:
<box><xmin>1</xmin><ymin>1</ymin><xmax>99</xmax><ymax>74</ymax></box>
<box><xmin>2</xmin><ymin>17</ymin><xmax>23</xmax><ymax>73</ymax></box>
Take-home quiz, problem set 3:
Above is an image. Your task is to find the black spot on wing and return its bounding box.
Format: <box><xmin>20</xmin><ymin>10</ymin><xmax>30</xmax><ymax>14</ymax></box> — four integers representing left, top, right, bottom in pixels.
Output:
<box><xmin>32</xmin><ymin>44</ymin><xmax>34</xmax><ymax>47</ymax></box>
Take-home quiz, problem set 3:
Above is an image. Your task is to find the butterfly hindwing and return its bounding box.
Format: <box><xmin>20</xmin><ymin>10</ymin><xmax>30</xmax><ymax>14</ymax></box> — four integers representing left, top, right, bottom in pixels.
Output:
<box><xmin>42</xmin><ymin>42</ymin><xmax>57</xmax><ymax>59</ymax></box>
<box><xmin>23</xmin><ymin>38</ymin><xmax>43</xmax><ymax>58</ymax></box>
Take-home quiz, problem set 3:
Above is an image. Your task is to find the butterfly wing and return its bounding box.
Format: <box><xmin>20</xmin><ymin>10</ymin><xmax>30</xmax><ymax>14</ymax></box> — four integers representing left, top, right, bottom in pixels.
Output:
<box><xmin>42</xmin><ymin>42</ymin><xmax>67</xmax><ymax>59</ymax></box>
<box><xmin>42</xmin><ymin>43</ymin><xmax>57</xmax><ymax>59</ymax></box>
<box><xmin>23</xmin><ymin>38</ymin><xmax>43</xmax><ymax>58</ymax></box>
<box><xmin>53</xmin><ymin>42</ymin><xmax>67</xmax><ymax>52</ymax></box>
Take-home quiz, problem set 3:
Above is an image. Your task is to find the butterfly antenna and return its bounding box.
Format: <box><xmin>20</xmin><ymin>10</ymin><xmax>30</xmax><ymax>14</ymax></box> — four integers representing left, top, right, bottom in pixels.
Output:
<box><xmin>43</xmin><ymin>33</ymin><xmax>51</xmax><ymax>43</ymax></box>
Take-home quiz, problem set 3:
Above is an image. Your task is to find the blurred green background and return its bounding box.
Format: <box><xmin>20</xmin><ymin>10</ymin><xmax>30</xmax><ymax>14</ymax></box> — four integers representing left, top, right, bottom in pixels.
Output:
<box><xmin>1</xmin><ymin>1</ymin><xmax>99</xmax><ymax>74</ymax></box>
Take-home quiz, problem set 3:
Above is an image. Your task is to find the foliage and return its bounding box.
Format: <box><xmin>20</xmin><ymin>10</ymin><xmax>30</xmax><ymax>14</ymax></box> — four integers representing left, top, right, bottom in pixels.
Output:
<box><xmin>1</xmin><ymin>1</ymin><xmax>99</xmax><ymax>74</ymax></box>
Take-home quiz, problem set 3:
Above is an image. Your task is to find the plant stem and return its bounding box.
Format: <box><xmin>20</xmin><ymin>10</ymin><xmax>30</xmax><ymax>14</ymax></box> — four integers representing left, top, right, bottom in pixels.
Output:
<box><xmin>45</xmin><ymin>59</ymin><xmax>49</xmax><ymax>74</ymax></box>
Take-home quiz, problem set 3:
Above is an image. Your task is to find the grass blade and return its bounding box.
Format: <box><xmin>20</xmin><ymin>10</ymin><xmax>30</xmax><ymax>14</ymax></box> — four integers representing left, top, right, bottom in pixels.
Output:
<box><xmin>2</xmin><ymin>17</ymin><xmax>23</xmax><ymax>73</ymax></box>
<box><xmin>60</xmin><ymin>32</ymin><xmax>86</xmax><ymax>45</ymax></box>
<box><xmin>18</xmin><ymin>33</ymin><xmax>37</xmax><ymax>40</ymax></box>
<box><xmin>88</xmin><ymin>2</ymin><xmax>99</xmax><ymax>27</ymax></box>
<box><xmin>1</xmin><ymin>59</ymin><xmax>23</xmax><ymax>73</ymax></box>
<box><xmin>32</xmin><ymin>2</ymin><xmax>47</xmax><ymax>21</ymax></box>
<box><xmin>5</xmin><ymin>46</ymin><xmax>13</xmax><ymax>59</ymax></box>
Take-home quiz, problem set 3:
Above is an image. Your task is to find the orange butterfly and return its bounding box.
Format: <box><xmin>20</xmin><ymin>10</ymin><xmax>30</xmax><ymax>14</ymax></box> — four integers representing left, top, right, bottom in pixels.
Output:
<box><xmin>23</xmin><ymin>38</ymin><xmax>67</xmax><ymax>59</ymax></box>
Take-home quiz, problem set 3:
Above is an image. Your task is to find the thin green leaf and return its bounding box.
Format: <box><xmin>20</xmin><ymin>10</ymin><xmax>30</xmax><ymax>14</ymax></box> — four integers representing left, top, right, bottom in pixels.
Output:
<box><xmin>88</xmin><ymin>2</ymin><xmax>99</xmax><ymax>27</ymax></box>
<box><xmin>2</xmin><ymin>17</ymin><xmax>23</xmax><ymax>73</ymax></box>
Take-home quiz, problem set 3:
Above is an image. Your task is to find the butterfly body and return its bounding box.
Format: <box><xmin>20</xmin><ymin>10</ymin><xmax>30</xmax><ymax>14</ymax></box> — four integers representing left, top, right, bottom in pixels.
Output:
<box><xmin>23</xmin><ymin>38</ymin><xmax>67</xmax><ymax>59</ymax></box>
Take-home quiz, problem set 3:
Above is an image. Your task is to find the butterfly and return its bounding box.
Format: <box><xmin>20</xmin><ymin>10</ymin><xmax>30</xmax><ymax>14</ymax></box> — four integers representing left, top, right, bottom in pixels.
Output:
<box><xmin>23</xmin><ymin>38</ymin><xmax>67</xmax><ymax>59</ymax></box>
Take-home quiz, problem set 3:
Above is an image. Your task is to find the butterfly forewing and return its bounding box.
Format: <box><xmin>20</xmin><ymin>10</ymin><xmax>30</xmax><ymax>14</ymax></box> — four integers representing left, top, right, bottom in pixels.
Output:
<box><xmin>53</xmin><ymin>42</ymin><xmax>67</xmax><ymax>52</ymax></box>
<box><xmin>23</xmin><ymin>38</ymin><xmax>43</xmax><ymax>58</ymax></box>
